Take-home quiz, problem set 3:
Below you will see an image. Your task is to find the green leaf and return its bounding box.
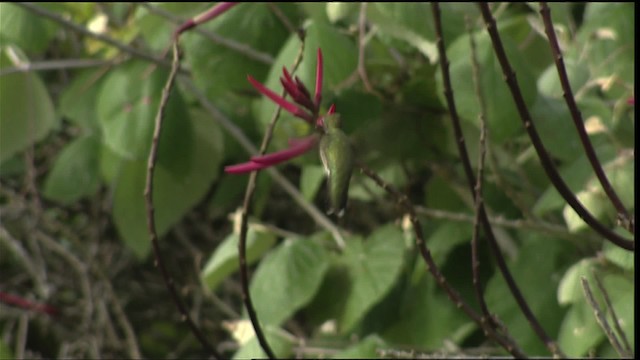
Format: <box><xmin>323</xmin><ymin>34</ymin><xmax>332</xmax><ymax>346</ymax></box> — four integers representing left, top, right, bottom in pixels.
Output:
<box><xmin>557</xmin><ymin>258</ymin><xmax>598</xmax><ymax>305</ymax></box>
<box><xmin>383</xmin><ymin>270</ymin><xmax>473</xmax><ymax>349</ymax></box>
<box><xmin>485</xmin><ymin>233</ymin><xmax>571</xmax><ymax>354</ymax></box>
<box><xmin>58</xmin><ymin>69</ymin><xmax>105</xmax><ymax>129</ymax></box>
<box><xmin>111</xmin><ymin>108</ymin><xmax>221</xmax><ymax>259</ymax></box>
<box><xmin>200</xmin><ymin>229</ymin><xmax>277</xmax><ymax>293</ymax></box>
<box><xmin>0</xmin><ymin>3</ymin><xmax>58</xmax><ymax>53</ymax></box>
<box><xmin>558</xmin><ymin>298</ymin><xmax>604</xmax><ymax>357</ymax></box>
<box><xmin>249</xmin><ymin>237</ymin><xmax>330</xmax><ymax>326</ymax></box>
<box><xmin>577</xmin><ymin>3</ymin><xmax>634</xmax><ymax>99</ymax></box>
<box><xmin>533</xmin><ymin>144</ymin><xmax>616</xmax><ymax>216</ymax></box>
<box><xmin>602</xmin><ymin>240</ymin><xmax>634</xmax><ymax>271</ymax></box>
<box><xmin>338</xmin><ymin>224</ymin><xmax>405</xmax><ymax>333</ymax></box>
<box><xmin>0</xmin><ymin>46</ymin><xmax>57</xmax><ymax>163</ymax></box>
<box><xmin>426</xmin><ymin>221</ymin><xmax>472</xmax><ymax>267</ymax></box>
<box><xmin>530</xmin><ymin>96</ymin><xmax>583</xmax><ymax>163</ymax></box>
<box><xmin>333</xmin><ymin>334</ymin><xmax>386</xmax><ymax>359</ymax></box>
<box><xmin>96</xmin><ymin>60</ymin><xmax>192</xmax><ymax>165</ymax></box>
<box><xmin>367</xmin><ymin>3</ymin><xmax>438</xmax><ymax>63</ymax></box>
<box><xmin>43</xmin><ymin>134</ymin><xmax>101</xmax><ymax>204</ymax></box>
<box><xmin>436</xmin><ymin>17</ymin><xmax>538</xmax><ymax>143</ymax></box>
<box><xmin>562</xmin><ymin>189</ymin><xmax>614</xmax><ymax>233</ymax></box>
<box><xmin>181</xmin><ymin>3</ymin><xmax>295</xmax><ymax>99</ymax></box>
<box><xmin>557</xmin><ymin>272</ymin><xmax>633</xmax><ymax>357</ymax></box>
<box><xmin>537</xmin><ymin>59</ymin><xmax>590</xmax><ymax>99</ymax></box>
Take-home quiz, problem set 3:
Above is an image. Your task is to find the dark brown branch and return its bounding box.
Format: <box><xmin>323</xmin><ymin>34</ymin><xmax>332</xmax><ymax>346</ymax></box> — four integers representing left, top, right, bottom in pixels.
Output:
<box><xmin>477</xmin><ymin>3</ymin><xmax>634</xmax><ymax>252</ymax></box>
<box><xmin>538</xmin><ymin>2</ymin><xmax>634</xmax><ymax>235</ymax></box>
<box><xmin>433</xmin><ymin>3</ymin><xmax>565</xmax><ymax>357</ymax></box>
<box><xmin>236</xmin><ymin>41</ymin><xmax>307</xmax><ymax>360</ymax></box>
<box><xmin>467</xmin><ymin>16</ymin><xmax>495</xmax><ymax>329</ymax></box>
<box><xmin>358</xmin><ymin>164</ymin><xmax>526</xmax><ymax>358</ymax></box>
<box><xmin>145</xmin><ymin>42</ymin><xmax>220</xmax><ymax>359</ymax></box>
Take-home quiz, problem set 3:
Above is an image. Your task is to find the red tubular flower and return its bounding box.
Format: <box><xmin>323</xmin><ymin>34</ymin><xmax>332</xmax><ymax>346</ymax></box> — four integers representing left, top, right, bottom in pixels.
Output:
<box><xmin>225</xmin><ymin>48</ymin><xmax>336</xmax><ymax>174</ymax></box>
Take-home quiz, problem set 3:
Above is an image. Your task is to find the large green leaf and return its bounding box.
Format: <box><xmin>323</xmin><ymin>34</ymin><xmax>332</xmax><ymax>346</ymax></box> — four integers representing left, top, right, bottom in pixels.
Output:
<box><xmin>576</xmin><ymin>3</ymin><xmax>634</xmax><ymax>99</ymax></box>
<box><xmin>58</xmin><ymin>69</ymin><xmax>106</xmax><ymax>129</ymax></box>
<box><xmin>43</xmin><ymin>134</ymin><xmax>101</xmax><ymax>204</ymax></box>
<box><xmin>485</xmin><ymin>233</ymin><xmax>571</xmax><ymax>354</ymax></box>
<box><xmin>0</xmin><ymin>3</ymin><xmax>58</xmax><ymax>53</ymax></box>
<box><xmin>111</xmin><ymin>107</ymin><xmax>221</xmax><ymax>259</ymax></box>
<box><xmin>436</xmin><ymin>17</ymin><xmax>538</xmax><ymax>143</ymax></box>
<box><xmin>0</xmin><ymin>46</ymin><xmax>56</xmax><ymax>163</ymax></box>
<box><xmin>383</xmin><ymin>270</ymin><xmax>473</xmax><ymax>349</ymax></box>
<box><xmin>181</xmin><ymin>3</ymin><xmax>296</xmax><ymax>99</ymax></box>
<box><xmin>338</xmin><ymin>224</ymin><xmax>405</xmax><ymax>333</ymax></box>
<box><xmin>96</xmin><ymin>60</ymin><xmax>192</xmax><ymax>166</ymax></box>
<box><xmin>200</xmin><ymin>229</ymin><xmax>277</xmax><ymax>293</ymax></box>
<box><xmin>249</xmin><ymin>237</ymin><xmax>330</xmax><ymax>326</ymax></box>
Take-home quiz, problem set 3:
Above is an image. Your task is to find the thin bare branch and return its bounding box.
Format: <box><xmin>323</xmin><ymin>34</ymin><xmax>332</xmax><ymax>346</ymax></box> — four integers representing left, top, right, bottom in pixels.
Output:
<box><xmin>592</xmin><ymin>272</ymin><xmax>633</xmax><ymax>357</ymax></box>
<box><xmin>144</xmin><ymin>42</ymin><xmax>220</xmax><ymax>358</ymax></box>
<box><xmin>580</xmin><ymin>277</ymin><xmax>627</xmax><ymax>357</ymax></box>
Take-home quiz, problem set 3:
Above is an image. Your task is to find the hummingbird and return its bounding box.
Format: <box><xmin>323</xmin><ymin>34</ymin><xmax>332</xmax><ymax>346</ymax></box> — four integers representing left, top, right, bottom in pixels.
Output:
<box><xmin>319</xmin><ymin>114</ymin><xmax>354</xmax><ymax>217</ymax></box>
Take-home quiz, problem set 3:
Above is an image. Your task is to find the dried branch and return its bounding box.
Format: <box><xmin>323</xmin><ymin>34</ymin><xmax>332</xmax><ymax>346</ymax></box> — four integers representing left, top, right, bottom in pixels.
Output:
<box><xmin>144</xmin><ymin>42</ymin><xmax>220</xmax><ymax>358</ymax></box>
<box><xmin>538</xmin><ymin>2</ymin><xmax>634</xmax><ymax>235</ymax></box>
<box><xmin>592</xmin><ymin>272</ymin><xmax>633</xmax><ymax>357</ymax></box>
<box><xmin>477</xmin><ymin>3</ymin><xmax>634</xmax><ymax>252</ymax></box>
<box><xmin>433</xmin><ymin>3</ymin><xmax>565</xmax><ymax>357</ymax></box>
<box><xmin>580</xmin><ymin>277</ymin><xmax>627</xmax><ymax>357</ymax></box>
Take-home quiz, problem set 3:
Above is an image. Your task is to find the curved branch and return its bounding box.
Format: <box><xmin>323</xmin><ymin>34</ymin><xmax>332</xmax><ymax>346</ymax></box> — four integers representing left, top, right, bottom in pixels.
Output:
<box><xmin>145</xmin><ymin>43</ymin><xmax>220</xmax><ymax>358</ymax></box>
<box><xmin>477</xmin><ymin>3</ymin><xmax>633</xmax><ymax>251</ymax></box>
<box><xmin>538</xmin><ymin>2</ymin><xmax>634</xmax><ymax>235</ymax></box>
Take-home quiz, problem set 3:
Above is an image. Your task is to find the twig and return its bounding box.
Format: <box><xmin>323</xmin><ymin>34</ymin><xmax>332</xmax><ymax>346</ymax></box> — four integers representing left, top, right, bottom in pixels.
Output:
<box><xmin>414</xmin><ymin>206</ymin><xmax>598</xmax><ymax>243</ymax></box>
<box><xmin>580</xmin><ymin>277</ymin><xmax>626</xmax><ymax>357</ymax></box>
<box><xmin>140</xmin><ymin>3</ymin><xmax>274</xmax><ymax>65</ymax></box>
<box><xmin>467</xmin><ymin>16</ymin><xmax>496</xmax><ymax>329</ymax></box>
<box><xmin>538</xmin><ymin>2</ymin><xmax>633</xmax><ymax>235</ymax></box>
<box><xmin>358</xmin><ymin>164</ymin><xmax>526</xmax><ymax>358</ymax></box>
<box><xmin>592</xmin><ymin>272</ymin><xmax>633</xmax><ymax>357</ymax></box>
<box><xmin>0</xmin><ymin>226</ymin><xmax>48</xmax><ymax>298</ymax></box>
<box><xmin>144</xmin><ymin>42</ymin><xmax>220</xmax><ymax>359</ymax></box>
<box><xmin>477</xmin><ymin>3</ymin><xmax>634</xmax><ymax>251</ymax></box>
<box><xmin>433</xmin><ymin>3</ymin><xmax>564</xmax><ymax>357</ymax></box>
<box><xmin>15</xmin><ymin>313</ymin><xmax>29</xmax><ymax>360</ymax></box>
<box><xmin>236</xmin><ymin>39</ymin><xmax>308</xmax><ymax>360</ymax></box>
<box><xmin>0</xmin><ymin>58</ymin><xmax>116</xmax><ymax>76</ymax></box>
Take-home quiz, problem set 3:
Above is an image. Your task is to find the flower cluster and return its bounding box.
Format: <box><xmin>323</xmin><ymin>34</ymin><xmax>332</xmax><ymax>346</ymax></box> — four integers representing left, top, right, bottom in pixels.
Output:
<box><xmin>225</xmin><ymin>49</ymin><xmax>334</xmax><ymax>174</ymax></box>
